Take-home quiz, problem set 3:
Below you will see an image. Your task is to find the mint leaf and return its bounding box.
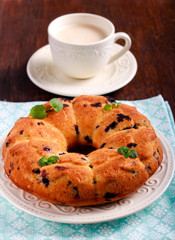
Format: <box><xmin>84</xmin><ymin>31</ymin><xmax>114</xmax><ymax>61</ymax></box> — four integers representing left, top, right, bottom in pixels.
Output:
<box><xmin>30</xmin><ymin>98</ymin><xmax>63</xmax><ymax>119</ymax></box>
<box><xmin>38</xmin><ymin>156</ymin><xmax>49</xmax><ymax>166</ymax></box>
<box><xmin>30</xmin><ymin>105</ymin><xmax>47</xmax><ymax>119</ymax></box>
<box><xmin>103</xmin><ymin>102</ymin><xmax>122</xmax><ymax>111</ymax></box>
<box><xmin>103</xmin><ymin>104</ymin><xmax>113</xmax><ymax>111</ymax></box>
<box><xmin>118</xmin><ymin>146</ymin><xmax>129</xmax><ymax>155</ymax></box>
<box><xmin>124</xmin><ymin>152</ymin><xmax>130</xmax><ymax>158</ymax></box>
<box><xmin>112</xmin><ymin>102</ymin><xmax>121</xmax><ymax>107</ymax></box>
<box><xmin>50</xmin><ymin>98</ymin><xmax>63</xmax><ymax>112</ymax></box>
<box><xmin>117</xmin><ymin>146</ymin><xmax>137</xmax><ymax>159</ymax></box>
<box><xmin>38</xmin><ymin>155</ymin><xmax>59</xmax><ymax>166</ymax></box>
<box><xmin>47</xmin><ymin>156</ymin><xmax>59</xmax><ymax>164</ymax></box>
<box><xmin>129</xmin><ymin>149</ymin><xmax>137</xmax><ymax>158</ymax></box>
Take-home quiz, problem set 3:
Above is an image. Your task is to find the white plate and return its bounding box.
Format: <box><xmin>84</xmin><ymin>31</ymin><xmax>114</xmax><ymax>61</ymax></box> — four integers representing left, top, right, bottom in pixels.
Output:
<box><xmin>0</xmin><ymin>129</ymin><xmax>174</xmax><ymax>224</ymax></box>
<box><xmin>26</xmin><ymin>44</ymin><xmax>137</xmax><ymax>96</ymax></box>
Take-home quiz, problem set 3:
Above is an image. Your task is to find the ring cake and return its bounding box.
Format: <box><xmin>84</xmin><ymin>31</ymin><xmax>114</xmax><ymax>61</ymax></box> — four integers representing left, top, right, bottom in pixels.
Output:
<box><xmin>2</xmin><ymin>95</ymin><xmax>163</xmax><ymax>206</ymax></box>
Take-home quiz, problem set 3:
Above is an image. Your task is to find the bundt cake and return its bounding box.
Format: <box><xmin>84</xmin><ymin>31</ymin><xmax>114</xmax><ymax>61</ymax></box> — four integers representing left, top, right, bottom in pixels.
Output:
<box><xmin>2</xmin><ymin>95</ymin><xmax>163</xmax><ymax>206</ymax></box>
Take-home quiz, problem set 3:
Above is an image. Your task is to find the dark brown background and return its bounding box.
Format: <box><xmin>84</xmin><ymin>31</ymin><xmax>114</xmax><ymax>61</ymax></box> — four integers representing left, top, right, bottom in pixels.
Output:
<box><xmin>0</xmin><ymin>0</ymin><xmax>174</xmax><ymax>117</ymax></box>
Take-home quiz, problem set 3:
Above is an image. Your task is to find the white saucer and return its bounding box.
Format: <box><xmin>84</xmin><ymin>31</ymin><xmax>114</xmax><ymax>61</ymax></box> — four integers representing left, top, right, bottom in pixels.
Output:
<box><xmin>27</xmin><ymin>44</ymin><xmax>137</xmax><ymax>96</ymax></box>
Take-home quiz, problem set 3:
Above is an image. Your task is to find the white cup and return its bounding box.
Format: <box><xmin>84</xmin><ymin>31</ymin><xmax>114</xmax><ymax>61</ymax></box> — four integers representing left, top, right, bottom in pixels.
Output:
<box><xmin>48</xmin><ymin>13</ymin><xmax>132</xmax><ymax>79</ymax></box>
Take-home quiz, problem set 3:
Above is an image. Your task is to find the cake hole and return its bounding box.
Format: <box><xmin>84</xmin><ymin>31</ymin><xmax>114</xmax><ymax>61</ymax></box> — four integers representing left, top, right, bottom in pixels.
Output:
<box><xmin>68</xmin><ymin>145</ymin><xmax>97</xmax><ymax>155</ymax></box>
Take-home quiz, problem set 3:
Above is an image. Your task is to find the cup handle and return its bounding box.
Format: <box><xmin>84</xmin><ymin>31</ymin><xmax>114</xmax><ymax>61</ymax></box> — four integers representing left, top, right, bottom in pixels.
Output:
<box><xmin>108</xmin><ymin>32</ymin><xmax>132</xmax><ymax>64</ymax></box>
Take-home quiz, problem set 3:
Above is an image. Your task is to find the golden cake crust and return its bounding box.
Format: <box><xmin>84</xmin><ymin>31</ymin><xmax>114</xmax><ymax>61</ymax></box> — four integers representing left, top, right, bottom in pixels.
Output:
<box><xmin>2</xmin><ymin>95</ymin><xmax>163</xmax><ymax>206</ymax></box>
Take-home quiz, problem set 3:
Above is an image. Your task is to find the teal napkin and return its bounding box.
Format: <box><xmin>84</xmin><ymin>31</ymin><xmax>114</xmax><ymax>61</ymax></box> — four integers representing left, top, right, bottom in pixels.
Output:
<box><xmin>0</xmin><ymin>95</ymin><xmax>174</xmax><ymax>240</ymax></box>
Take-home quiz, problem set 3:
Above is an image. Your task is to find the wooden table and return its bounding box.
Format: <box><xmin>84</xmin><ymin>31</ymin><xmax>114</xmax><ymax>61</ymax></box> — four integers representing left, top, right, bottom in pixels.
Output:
<box><xmin>0</xmin><ymin>0</ymin><xmax>174</xmax><ymax>118</ymax></box>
